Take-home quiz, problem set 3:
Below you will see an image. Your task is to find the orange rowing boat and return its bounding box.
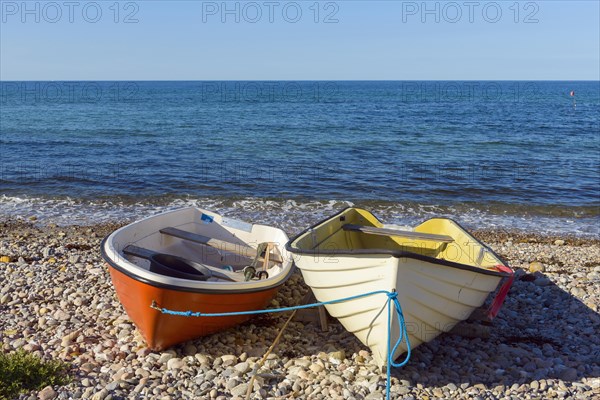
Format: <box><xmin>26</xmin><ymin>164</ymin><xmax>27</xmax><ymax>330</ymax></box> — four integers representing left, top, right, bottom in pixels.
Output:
<box><xmin>101</xmin><ymin>207</ymin><xmax>293</xmax><ymax>350</ymax></box>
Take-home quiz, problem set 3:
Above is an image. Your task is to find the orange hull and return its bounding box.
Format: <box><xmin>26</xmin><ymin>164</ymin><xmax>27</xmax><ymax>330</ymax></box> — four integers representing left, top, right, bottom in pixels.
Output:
<box><xmin>108</xmin><ymin>265</ymin><xmax>279</xmax><ymax>350</ymax></box>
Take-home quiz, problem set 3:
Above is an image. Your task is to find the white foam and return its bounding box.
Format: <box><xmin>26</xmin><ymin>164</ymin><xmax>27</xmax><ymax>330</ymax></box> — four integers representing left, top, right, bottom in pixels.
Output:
<box><xmin>0</xmin><ymin>195</ymin><xmax>597</xmax><ymax>238</ymax></box>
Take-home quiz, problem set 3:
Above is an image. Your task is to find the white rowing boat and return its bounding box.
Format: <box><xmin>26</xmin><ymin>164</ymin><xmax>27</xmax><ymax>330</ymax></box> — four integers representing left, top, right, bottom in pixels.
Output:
<box><xmin>286</xmin><ymin>207</ymin><xmax>513</xmax><ymax>367</ymax></box>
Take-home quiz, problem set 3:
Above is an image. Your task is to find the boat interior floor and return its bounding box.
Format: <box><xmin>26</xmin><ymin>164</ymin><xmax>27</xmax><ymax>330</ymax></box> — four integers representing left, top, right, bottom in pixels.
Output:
<box><xmin>120</xmin><ymin>227</ymin><xmax>283</xmax><ymax>282</ymax></box>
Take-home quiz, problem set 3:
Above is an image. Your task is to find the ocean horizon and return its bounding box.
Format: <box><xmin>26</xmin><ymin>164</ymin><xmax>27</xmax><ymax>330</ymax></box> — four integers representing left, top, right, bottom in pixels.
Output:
<box><xmin>1</xmin><ymin>80</ymin><xmax>599</xmax><ymax>236</ymax></box>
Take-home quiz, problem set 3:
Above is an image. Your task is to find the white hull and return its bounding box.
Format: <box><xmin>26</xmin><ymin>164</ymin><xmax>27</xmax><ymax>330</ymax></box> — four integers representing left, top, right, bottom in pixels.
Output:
<box><xmin>287</xmin><ymin>208</ymin><xmax>511</xmax><ymax>367</ymax></box>
<box><xmin>298</xmin><ymin>254</ymin><xmax>503</xmax><ymax>366</ymax></box>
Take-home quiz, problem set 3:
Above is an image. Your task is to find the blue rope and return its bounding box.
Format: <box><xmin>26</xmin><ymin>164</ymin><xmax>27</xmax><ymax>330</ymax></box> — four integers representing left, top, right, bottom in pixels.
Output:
<box><xmin>151</xmin><ymin>289</ymin><xmax>410</xmax><ymax>399</ymax></box>
<box><xmin>386</xmin><ymin>291</ymin><xmax>411</xmax><ymax>399</ymax></box>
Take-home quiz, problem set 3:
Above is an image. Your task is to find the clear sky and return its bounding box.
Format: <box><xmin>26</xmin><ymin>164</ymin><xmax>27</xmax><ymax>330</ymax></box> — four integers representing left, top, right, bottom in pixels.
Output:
<box><xmin>0</xmin><ymin>0</ymin><xmax>599</xmax><ymax>80</ymax></box>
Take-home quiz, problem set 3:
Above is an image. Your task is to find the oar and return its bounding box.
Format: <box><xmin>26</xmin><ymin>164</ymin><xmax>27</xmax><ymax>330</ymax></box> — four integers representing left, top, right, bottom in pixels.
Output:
<box><xmin>123</xmin><ymin>245</ymin><xmax>242</xmax><ymax>282</ymax></box>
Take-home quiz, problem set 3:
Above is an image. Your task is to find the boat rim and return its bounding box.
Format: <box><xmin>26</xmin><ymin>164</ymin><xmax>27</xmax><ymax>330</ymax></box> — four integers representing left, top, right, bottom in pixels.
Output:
<box><xmin>101</xmin><ymin>236</ymin><xmax>296</xmax><ymax>294</ymax></box>
<box><xmin>285</xmin><ymin>207</ymin><xmax>511</xmax><ymax>278</ymax></box>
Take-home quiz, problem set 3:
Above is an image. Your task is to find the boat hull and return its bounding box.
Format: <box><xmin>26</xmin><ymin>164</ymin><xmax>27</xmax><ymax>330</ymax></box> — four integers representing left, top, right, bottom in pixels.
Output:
<box><xmin>297</xmin><ymin>254</ymin><xmax>503</xmax><ymax>366</ymax></box>
<box><xmin>287</xmin><ymin>207</ymin><xmax>512</xmax><ymax>367</ymax></box>
<box><xmin>109</xmin><ymin>265</ymin><xmax>278</xmax><ymax>350</ymax></box>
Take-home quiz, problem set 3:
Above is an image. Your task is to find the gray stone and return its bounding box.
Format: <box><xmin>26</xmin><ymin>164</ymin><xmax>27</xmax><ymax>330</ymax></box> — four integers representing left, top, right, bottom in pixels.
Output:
<box><xmin>221</xmin><ymin>355</ymin><xmax>237</xmax><ymax>366</ymax></box>
<box><xmin>294</xmin><ymin>359</ymin><xmax>311</xmax><ymax>368</ymax></box>
<box><xmin>53</xmin><ymin>310</ymin><xmax>69</xmax><ymax>321</ymax></box>
<box><xmin>234</xmin><ymin>362</ymin><xmax>250</xmax><ymax>374</ymax></box>
<box><xmin>396</xmin><ymin>386</ymin><xmax>410</xmax><ymax>395</ymax></box>
<box><xmin>158</xmin><ymin>353</ymin><xmax>175</xmax><ymax>363</ymax></box>
<box><xmin>534</xmin><ymin>277</ymin><xmax>552</xmax><ymax>287</ymax></box>
<box><xmin>226</xmin><ymin>379</ymin><xmax>240</xmax><ymax>390</ymax></box>
<box><xmin>167</xmin><ymin>358</ymin><xmax>184</xmax><ymax>370</ymax></box>
<box><xmin>183</xmin><ymin>343</ymin><xmax>197</xmax><ymax>355</ymax></box>
<box><xmin>559</xmin><ymin>367</ymin><xmax>578</xmax><ymax>381</ymax></box>
<box><xmin>195</xmin><ymin>354</ymin><xmax>209</xmax><ymax>365</ymax></box>
<box><xmin>91</xmin><ymin>389</ymin><xmax>109</xmax><ymax>400</ymax></box>
<box><xmin>105</xmin><ymin>381</ymin><xmax>120</xmax><ymax>391</ymax></box>
<box><xmin>38</xmin><ymin>386</ymin><xmax>57</xmax><ymax>400</ymax></box>
<box><xmin>572</xmin><ymin>287</ymin><xmax>585</xmax><ymax>297</ymax></box>
<box><xmin>230</xmin><ymin>383</ymin><xmax>248</xmax><ymax>397</ymax></box>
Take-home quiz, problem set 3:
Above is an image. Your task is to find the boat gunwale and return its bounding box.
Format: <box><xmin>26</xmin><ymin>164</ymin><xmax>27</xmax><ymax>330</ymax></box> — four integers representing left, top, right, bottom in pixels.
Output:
<box><xmin>101</xmin><ymin>235</ymin><xmax>296</xmax><ymax>295</ymax></box>
<box><xmin>285</xmin><ymin>207</ymin><xmax>512</xmax><ymax>279</ymax></box>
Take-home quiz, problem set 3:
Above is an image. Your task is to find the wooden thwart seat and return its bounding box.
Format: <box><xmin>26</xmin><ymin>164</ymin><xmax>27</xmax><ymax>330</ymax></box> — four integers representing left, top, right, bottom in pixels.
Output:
<box><xmin>343</xmin><ymin>224</ymin><xmax>454</xmax><ymax>243</ymax></box>
<box><xmin>123</xmin><ymin>245</ymin><xmax>157</xmax><ymax>259</ymax></box>
<box><xmin>159</xmin><ymin>227</ymin><xmax>283</xmax><ymax>263</ymax></box>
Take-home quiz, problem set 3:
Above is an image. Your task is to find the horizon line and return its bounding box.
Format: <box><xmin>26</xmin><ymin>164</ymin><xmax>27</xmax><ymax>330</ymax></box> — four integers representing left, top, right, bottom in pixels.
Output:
<box><xmin>1</xmin><ymin>79</ymin><xmax>599</xmax><ymax>82</ymax></box>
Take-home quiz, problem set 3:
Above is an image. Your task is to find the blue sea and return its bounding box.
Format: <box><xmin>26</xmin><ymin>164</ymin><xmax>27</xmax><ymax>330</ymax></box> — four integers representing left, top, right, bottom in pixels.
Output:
<box><xmin>0</xmin><ymin>81</ymin><xmax>598</xmax><ymax>236</ymax></box>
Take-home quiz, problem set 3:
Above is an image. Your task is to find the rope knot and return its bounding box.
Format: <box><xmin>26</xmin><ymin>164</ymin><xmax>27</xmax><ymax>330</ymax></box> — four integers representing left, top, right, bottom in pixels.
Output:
<box><xmin>387</xmin><ymin>291</ymin><xmax>398</xmax><ymax>300</ymax></box>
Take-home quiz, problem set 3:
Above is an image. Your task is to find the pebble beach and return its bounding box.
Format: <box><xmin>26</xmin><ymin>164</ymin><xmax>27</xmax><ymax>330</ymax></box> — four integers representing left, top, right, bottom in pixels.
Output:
<box><xmin>1</xmin><ymin>220</ymin><xmax>599</xmax><ymax>400</ymax></box>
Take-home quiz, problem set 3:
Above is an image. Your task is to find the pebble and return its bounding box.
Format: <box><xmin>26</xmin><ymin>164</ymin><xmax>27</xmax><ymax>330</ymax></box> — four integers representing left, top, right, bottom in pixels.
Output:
<box><xmin>221</xmin><ymin>355</ymin><xmax>237</xmax><ymax>366</ymax></box>
<box><xmin>183</xmin><ymin>343</ymin><xmax>197</xmax><ymax>355</ymax></box>
<box><xmin>105</xmin><ymin>381</ymin><xmax>120</xmax><ymax>391</ymax></box>
<box><xmin>529</xmin><ymin>261</ymin><xmax>545</xmax><ymax>273</ymax></box>
<box><xmin>194</xmin><ymin>354</ymin><xmax>209</xmax><ymax>365</ymax></box>
<box><xmin>230</xmin><ymin>383</ymin><xmax>248</xmax><ymax>397</ymax></box>
<box><xmin>166</xmin><ymin>358</ymin><xmax>184</xmax><ymax>370</ymax></box>
<box><xmin>159</xmin><ymin>353</ymin><xmax>175</xmax><ymax>363</ymax></box>
<box><xmin>559</xmin><ymin>367</ymin><xmax>578</xmax><ymax>381</ymax></box>
<box><xmin>234</xmin><ymin>362</ymin><xmax>250</xmax><ymax>374</ymax></box>
<box><xmin>38</xmin><ymin>386</ymin><xmax>57</xmax><ymax>400</ymax></box>
<box><xmin>534</xmin><ymin>276</ymin><xmax>552</xmax><ymax>286</ymax></box>
<box><xmin>91</xmin><ymin>389</ymin><xmax>108</xmax><ymax>400</ymax></box>
<box><xmin>531</xmin><ymin>380</ymin><xmax>539</xmax><ymax>390</ymax></box>
<box><xmin>0</xmin><ymin>222</ymin><xmax>598</xmax><ymax>400</ymax></box>
<box><xmin>309</xmin><ymin>363</ymin><xmax>324</xmax><ymax>373</ymax></box>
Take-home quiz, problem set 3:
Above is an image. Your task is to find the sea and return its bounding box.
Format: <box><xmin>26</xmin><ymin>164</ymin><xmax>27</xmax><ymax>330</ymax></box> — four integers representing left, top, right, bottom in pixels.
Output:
<box><xmin>0</xmin><ymin>81</ymin><xmax>598</xmax><ymax>236</ymax></box>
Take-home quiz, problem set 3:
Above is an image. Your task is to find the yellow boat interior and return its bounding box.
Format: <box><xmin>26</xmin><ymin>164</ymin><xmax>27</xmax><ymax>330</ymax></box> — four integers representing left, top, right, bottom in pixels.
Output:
<box><xmin>289</xmin><ymin>207</ymin><xmax>505</xmax><ymax>272</ymax></box>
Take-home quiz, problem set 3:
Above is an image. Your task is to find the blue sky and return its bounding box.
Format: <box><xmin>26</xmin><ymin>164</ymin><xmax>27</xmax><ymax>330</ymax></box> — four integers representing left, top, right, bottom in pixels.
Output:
<box><xmin>1</xmin><ymin>1</ymin><xmax>599</xmax><ymax>80</ymax></box>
